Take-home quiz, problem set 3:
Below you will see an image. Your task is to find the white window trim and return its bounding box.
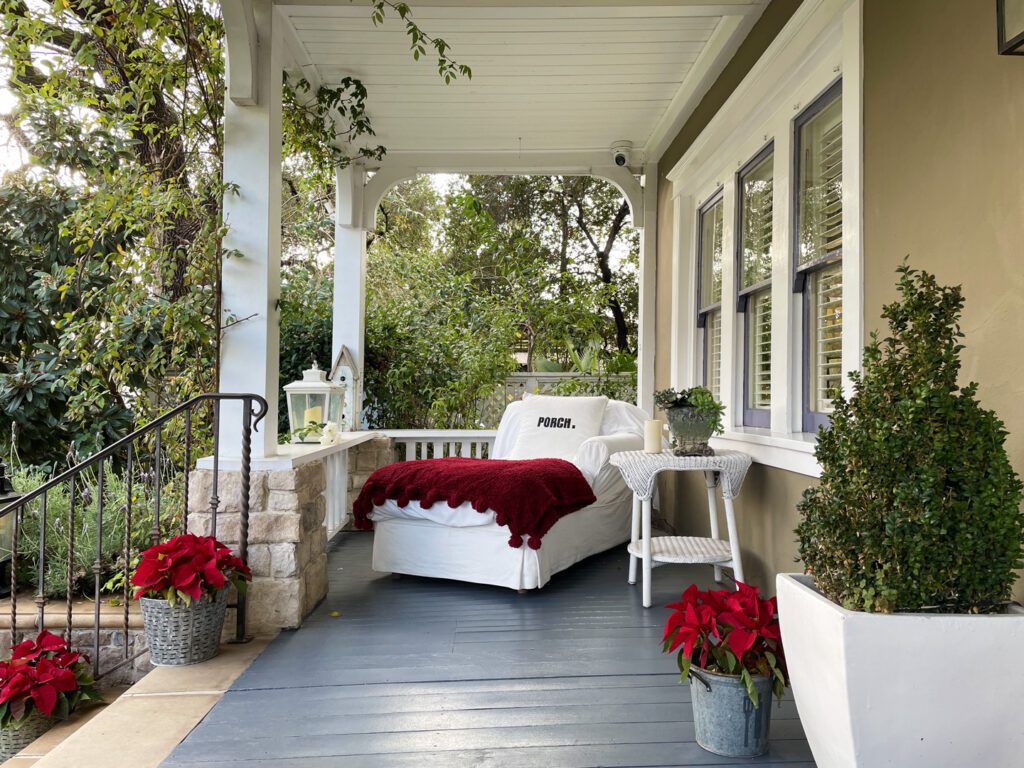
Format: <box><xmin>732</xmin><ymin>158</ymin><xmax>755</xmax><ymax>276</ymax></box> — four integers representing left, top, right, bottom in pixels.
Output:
<box><xmin>667</xmin><ymin>0</ymin><xmax>863</xmax><ymax>478</ymax></box>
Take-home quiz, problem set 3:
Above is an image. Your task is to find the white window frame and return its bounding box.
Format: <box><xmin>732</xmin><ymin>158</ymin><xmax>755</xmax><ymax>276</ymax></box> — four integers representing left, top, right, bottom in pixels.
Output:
<box><xmin>666</xmin><ymin>0</ymin><xmax>863</xmax><ymax>478</ymax></box>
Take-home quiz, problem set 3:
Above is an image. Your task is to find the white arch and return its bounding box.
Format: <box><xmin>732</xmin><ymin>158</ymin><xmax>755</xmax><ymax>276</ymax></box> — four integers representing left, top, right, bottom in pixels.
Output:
<box><xmin>358</xmin><ymin>161</ymin><xmax>646</xmax><ymax>232</ymax></box>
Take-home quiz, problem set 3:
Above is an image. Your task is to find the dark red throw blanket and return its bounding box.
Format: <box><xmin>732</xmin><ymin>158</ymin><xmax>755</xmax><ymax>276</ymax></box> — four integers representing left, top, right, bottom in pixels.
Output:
<box><xmin>352</xmin><ymin>457</ymin><xmax>596</xmax><ymax>550</ymax></box>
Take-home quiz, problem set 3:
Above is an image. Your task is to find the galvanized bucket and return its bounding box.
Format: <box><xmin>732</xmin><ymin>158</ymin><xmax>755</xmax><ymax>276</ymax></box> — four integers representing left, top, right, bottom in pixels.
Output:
<box><xmin>0</xmin><ymin>711</ymin><xmax>53</xmax><ymax>761</ymax></box>
<box><xmin>140</xmin><ymin>588</ymin><xmax>228</xmax><ymax>666</ymax></box>
<box><xmin>690</xmin><ymin>667</ymin><xmax>773</xmax><ymax>757</ymax></box>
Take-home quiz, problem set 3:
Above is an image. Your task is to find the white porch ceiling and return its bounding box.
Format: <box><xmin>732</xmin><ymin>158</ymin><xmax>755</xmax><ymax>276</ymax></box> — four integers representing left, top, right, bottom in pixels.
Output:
<box><xmin>277</xmin><ymin>0</ymin><xmax>767</xmax><ymax>168</ymax></box>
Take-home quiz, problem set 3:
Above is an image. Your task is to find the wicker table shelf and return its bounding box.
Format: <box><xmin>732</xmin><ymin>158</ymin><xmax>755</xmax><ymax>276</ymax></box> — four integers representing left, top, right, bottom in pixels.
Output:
<box><xmin>609</xmin><ymin>450</ymin><xmax>753</xmax><ymax>607</ymax></box>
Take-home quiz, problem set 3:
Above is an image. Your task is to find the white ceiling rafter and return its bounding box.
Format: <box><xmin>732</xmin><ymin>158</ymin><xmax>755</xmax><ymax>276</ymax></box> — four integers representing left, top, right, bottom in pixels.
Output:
<box><xmin>274</xmin><ymin>0</ymin><xmax>767</xmax><ymax>171</ymax></box>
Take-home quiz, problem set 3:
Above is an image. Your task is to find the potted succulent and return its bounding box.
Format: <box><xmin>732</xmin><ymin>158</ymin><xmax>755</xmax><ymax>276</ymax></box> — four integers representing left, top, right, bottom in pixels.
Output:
<box><xmin>662</xmin><ymin>582</ymin><xmax>788</xmax><ymax>757</ymax></box>
<box><xmin>778</xmin><ymin>265</ymin><xmax>1024</xmax><ymax>767</ymax></box>
<box><xmin>653</xmin><ymin>387</ymin><xmax>725</xmax><ymax>456</ymax></box>
<box><xmin>132</xmin><ymin>534</ymin><xmax>252</xmax><ymax>666</ymax></box>
<box><xmin>0</xmin><ymin>630</ymin><xmax>101</xmax><ymax>760</ymax></box>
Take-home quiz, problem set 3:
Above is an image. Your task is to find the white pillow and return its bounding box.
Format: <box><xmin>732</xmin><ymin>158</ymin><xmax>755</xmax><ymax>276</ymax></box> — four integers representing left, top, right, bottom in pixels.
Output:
<box><xmin>507</xmin><ymin>395</ymin><xmax>608</xmax><ymax>461</ymax></box>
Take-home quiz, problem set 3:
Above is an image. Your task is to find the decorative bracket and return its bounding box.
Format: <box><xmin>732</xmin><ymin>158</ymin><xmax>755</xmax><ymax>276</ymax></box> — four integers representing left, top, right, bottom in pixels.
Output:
<box><xmin>223</xmin><ymin>0</ymin><xmax>259</xmax><ymax>106</ymax></box>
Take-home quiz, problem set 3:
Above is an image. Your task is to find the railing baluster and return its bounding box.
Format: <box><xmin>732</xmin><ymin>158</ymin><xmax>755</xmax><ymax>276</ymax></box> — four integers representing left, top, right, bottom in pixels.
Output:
<box><xmin>151</xmin><ymin>427</ymin><xmax>162</xmax><ymax>546</ymax></box>
<box><xmin>236</xmin><ymin>398</ymin><xmax>253</xmax><ymax>642</ymax></box>
<box><xmin>2</xmin><ymin>394</ymin><xmax>268</xmax><ymax>680</ymax></box>
<box><xmin>66</xmin><ymin>478</ymin><xmax>75</xmax><ymax>644</ymax></box>
<box><xmin>37</xmin><ymin>491</ymin><xmax>47</xmax><ymax>632</ymax></box>
<box><xmin>124</xmin><ymin>443</ymin><xmax>133</xmax><ymax>657</ymax></box>
<box><xmin>10</xmin><ymin>502</ymin><xmax>18</xmax><ymax>649</ymax></box>
<box><xmin>183</xmin><ymin>408</ymin><xmax>192</xmax><ymax>536</ymax></box>
<box><xmin>209</xmin><ymin>400</ymin><xmax>220</xmax><ymax>539</ymax></box>
<box><xmin>93</xmin><ymin>458</ymin><xmax>104</xmax><ymax>679</ymax></box>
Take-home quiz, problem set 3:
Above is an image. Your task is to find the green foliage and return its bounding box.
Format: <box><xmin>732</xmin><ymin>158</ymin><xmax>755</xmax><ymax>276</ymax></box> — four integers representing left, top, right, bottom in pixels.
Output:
<box><xmin>654</xmin><ymin>387</ymin><xmax>725</xmax><ymax>435</ymax></box>
<box><xmin>796</xmin><ymin>264</ymin><xmax>1024</xmax><ymax>613</ymax></box>
<box><xmin>10</xmin><ymin>466</ymin><xmax>178</xmax><ymax>600</ymax></box>
<box><xmin>278</xmin><ymin>259</ymin><xmax>334</xmax><ymax>434</ymax></box>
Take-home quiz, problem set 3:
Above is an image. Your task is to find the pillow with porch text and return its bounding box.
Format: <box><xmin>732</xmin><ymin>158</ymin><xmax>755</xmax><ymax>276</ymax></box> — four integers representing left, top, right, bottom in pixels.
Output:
<box><xmin>507</xmin><ymin>395</ymin><xmax>608</xmax><ymax>461</ymax></box>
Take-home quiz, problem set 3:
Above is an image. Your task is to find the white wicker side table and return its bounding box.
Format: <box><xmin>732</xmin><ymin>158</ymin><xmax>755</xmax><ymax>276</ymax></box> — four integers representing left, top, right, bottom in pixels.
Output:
<box><xmin>608</xmin><ymin>450</ymin><xmax>753</xmax><ymax>608</ymax></box>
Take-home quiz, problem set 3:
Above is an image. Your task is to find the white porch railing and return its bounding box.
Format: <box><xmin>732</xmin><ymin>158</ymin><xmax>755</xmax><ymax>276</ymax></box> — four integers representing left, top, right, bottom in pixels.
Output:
<box><xmin>379</xmin><ymin>430</ymin><xmax>498</xmax><ymax>462</ymax></box>
<box><xmin>322</xmin><ymin>448</ymin><xmax>350</xmax><ymax>538</ymax></box>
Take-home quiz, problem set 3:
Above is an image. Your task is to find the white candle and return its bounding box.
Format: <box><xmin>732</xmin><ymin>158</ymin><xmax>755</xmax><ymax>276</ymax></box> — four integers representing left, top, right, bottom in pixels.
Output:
<box><xmin>303</xmin><ymin>405</ymin><xmax>323</xmax><ymax>426</ymax></box>
<box><xmin>644</xmin><ymin>419</ymin><xmax>664</xmax><ymax>453</ymax></box>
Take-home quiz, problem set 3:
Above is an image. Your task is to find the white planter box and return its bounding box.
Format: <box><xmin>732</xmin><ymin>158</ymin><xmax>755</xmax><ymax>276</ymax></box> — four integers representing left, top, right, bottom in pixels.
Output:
<box><xmin>777</xmin><ymin>573</ymin><xmax>1024</xmax><ymax>768</ymax></box>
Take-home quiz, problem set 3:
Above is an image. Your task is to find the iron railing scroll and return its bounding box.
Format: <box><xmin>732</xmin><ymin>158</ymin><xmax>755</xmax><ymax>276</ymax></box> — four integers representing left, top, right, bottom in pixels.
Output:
<box><xmin>0</xmin><ymin>393</ymin><xmax>268</xmax><ymax>680</ymax></box>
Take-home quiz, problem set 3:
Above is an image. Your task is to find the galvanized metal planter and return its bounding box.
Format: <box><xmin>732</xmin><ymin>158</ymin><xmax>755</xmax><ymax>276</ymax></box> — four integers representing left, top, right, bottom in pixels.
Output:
<box><xmin>0</xmin><ymin>711</ymin><xmax>53</xmax><ymax>761</ymax></box>
<box><xmin>666</xmin><ymin>407</ymin><xmax>715</xmax><ymax>456</ymax></box>
<box><xmin>690</xmin><ymin>667</ymin><xmax>773</xmax><ymax>757</ymax></box>
<box><xmin>140</xmin><ymin>589</ymin><xmax>228</xmax><ymax>666</ymax></box>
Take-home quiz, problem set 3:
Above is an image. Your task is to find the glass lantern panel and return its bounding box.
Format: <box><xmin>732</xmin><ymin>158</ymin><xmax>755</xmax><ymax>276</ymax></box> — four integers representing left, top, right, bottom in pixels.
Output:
<box><xmin>327</xmin><ymin>391</ymin><xmax>345</xmax><ymax>425</ymax></box>
<box><xmin>299</xmin><ymin>393</ymin><xmax>328</xmax><ymax>427</ymax></box>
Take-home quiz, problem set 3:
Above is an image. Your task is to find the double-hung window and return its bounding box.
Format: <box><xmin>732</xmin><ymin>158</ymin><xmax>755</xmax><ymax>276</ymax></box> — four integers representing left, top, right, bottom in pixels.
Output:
<box><xmin>696</xmin><ymin>193</ymin><xmax>724</xmax><ymax>401</ymax></box>
<box><xmin>794</xmin><ymin>81</ymin><xmax>843</xmax><ymax>432</ymax></box>
<box><xmin>736</xmin><ymin>145</ymin><xmax>774</xmax><ymax>427</ymax></box>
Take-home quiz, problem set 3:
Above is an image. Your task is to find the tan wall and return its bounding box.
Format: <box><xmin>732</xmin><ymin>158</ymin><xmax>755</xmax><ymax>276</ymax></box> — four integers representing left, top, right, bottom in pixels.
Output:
<box><xmin>863</xmin><ymin>0</ymin><xmax>1024</xmax><ymax>602</ymax></box>
<box><xmin>653</xmin><ymin>0</ymin><xmax>804</xmax><ymax>595</ymax></box>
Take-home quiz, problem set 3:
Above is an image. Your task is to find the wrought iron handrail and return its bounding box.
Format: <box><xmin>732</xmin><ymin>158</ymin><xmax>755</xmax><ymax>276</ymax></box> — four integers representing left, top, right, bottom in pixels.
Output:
<box><xmin>0</xmin><ymin>393</ymin><xmax>268</xmax><ymax>680</ymax></box>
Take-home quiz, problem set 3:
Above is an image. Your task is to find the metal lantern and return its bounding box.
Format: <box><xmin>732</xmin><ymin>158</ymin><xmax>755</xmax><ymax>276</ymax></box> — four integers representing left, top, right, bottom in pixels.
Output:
<box><xmin>0</xmin><ymin>459</ymin><xmax>21</xmax><ymax>599</ymax></box>
<box><xmin>284</xmin><ymin>363</ymin><xmax>346</xmax><ymax>443</ymax></box>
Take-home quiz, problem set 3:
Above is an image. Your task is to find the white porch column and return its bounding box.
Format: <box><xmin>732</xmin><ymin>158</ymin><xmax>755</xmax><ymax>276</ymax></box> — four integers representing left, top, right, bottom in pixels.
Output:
<box><xmin>333</xmin><ymin>164</ymin><xmax>368</xmax><ymax>429</ymax></box>
<box><xmin>219</xmin><ymin>0</ymin><xmax>283</xmax><ymax>457</ymax></box>
<box><xmin>637</xmin><ymin>164</ymin><xmax>658</xmax><ymax>415</ymax></box>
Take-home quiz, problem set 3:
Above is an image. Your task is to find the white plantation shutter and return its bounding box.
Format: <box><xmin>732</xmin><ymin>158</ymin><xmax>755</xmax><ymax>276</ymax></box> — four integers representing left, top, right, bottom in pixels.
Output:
<box><xmin>705</xmin><ymin>309</ymin><xmax>722</xmax><ymax>401</ymax></box>
<box><xmin>747</xmin><ymin>291</ymin><xmax>772</xmax><ymax>410</ymax></box>
<box><xmin>809</xmin><ymin>265</ymin><xmax>843</xmax><ymax>413</ymax></box>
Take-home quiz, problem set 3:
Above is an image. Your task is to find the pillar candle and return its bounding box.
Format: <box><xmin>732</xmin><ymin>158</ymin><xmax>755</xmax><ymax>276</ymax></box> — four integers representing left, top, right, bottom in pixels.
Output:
<box><xmin>303</xmin><ymin>405</ymin><xmax>323</xmax><ymax>426</ymax></box>
<box><xmin>644</xmin><ymin>419</ymin><xmax>664</xmax><ymax>453</ymax></box>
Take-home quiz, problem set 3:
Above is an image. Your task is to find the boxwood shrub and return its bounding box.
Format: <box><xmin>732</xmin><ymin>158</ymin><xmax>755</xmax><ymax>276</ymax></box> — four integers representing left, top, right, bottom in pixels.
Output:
<box><xmin>796</xmin><ymin>264</ymin><xmax>1024</xmax><ymax>613</ymax></box>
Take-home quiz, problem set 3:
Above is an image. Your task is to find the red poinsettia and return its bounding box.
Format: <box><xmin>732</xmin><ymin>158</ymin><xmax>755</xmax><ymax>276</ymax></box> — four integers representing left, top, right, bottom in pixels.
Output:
<box><xmin>131</xmin><ymin>534</ymin><xmax>252</xmax><ymax>606</ymax></box>
<box><xmin>0</xmin><ymin>631</ymin><xmax>101</xmax><ymax>728</ymax></box>
<box><xmin>662</xmin><ymin>581</ymin><xmax>788</xmax><ymax>706</ymax></box>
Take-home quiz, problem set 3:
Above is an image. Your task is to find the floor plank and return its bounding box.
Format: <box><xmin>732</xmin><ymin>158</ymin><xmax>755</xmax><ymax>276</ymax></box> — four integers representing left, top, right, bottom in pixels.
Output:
<box><xmin>163</xmin><ymin>532</ymin><xmax>812</xmax><ymax>767</ymax></box>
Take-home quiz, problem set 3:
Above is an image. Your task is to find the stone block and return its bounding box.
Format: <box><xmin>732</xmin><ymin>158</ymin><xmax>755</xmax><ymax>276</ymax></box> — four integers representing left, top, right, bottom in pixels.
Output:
<box><xmin>350</xmin><ymin>471</ymin><xmax>372</xmax><ymax>490</ymax></box>
<box><xmin>302</xmin><ymin>553</ymin><xmax>328</xmax><ymax>615</ymax></box>
<box><xmin>187</xmin><ymin>470</ymin><xmax>267</xmax><ymax>516</ymax></box>
<box><xmin>268</xmin><ymin>462</ymin><xmax>325</xmax><ymax>494</ymax></box>
<box><xmin>270</xmin><ymin>543</ymin><xmax>299</xmax><ymax>578</ymax></box>
<box><xmin>246</xmin><ymin>577</ymin><xmax>304</xmax><ymax>632</ymax></box>
<box><xmin>301</xmin><ymin>496</ymin><xmax>326</xmax><ymax>533</ymax></box>
<box><xmin>249</xmin><ymin>513</ymin><xmax>301</xmax><ymax>544</ymax></box>
<box><xmin>247</xmin><ymin>543</ymin><xmax>272</xmax><ymax>578</ymax></box>
<box><xmin>186</xmin><ymin>512</ymin><xmax>241</xmax><ymax>543</ymax></box>
<box><xmin>267</xmin><ymin>490</ymin><xmax>301</xmax><ymax>513</ymax></box>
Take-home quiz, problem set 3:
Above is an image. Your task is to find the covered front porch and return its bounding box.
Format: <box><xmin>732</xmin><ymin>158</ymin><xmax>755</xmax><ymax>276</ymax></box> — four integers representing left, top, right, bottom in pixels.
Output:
<box><xmin>162</xmin><ymin>533</ymin><xmax>811</xmax><ymax>767</ymax></box>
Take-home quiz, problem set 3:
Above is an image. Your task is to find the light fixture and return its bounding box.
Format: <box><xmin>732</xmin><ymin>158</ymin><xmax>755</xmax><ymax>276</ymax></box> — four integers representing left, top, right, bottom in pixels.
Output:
<box><xmin>283</xmin><ymin>363</ymin><xmax>347</xmax><ymax>443</ymax></box>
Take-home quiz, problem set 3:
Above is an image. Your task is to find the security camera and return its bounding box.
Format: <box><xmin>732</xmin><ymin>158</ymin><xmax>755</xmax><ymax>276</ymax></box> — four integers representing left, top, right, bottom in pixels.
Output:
<box><xmin>610</xmin><ymin>140</ymin><xmax>632</xmax><ymax>167</ymax></box>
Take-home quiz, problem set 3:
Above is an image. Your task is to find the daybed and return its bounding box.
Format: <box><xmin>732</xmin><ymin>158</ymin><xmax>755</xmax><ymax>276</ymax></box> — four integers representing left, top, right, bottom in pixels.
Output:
<box><xmin>365</xmin><ymin>396</ymin><xmax>646</xmax><ymax>590</ymax></box>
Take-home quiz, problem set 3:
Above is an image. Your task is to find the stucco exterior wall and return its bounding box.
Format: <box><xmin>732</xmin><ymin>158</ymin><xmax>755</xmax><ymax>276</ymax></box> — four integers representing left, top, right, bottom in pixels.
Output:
<box><xmin>653</xmin><ymin>0</ymin><xmax>804</xmax><ymax>595</ymax></box>
<box><xmin>653</xmin><ymin>0</ymin><xmax>1024</xmax><ymax>601</ymax></box>
<box><xmin>862</xmin><ymin>0</ymin><xmax>1024</xmax><ymax>602</ymax></box>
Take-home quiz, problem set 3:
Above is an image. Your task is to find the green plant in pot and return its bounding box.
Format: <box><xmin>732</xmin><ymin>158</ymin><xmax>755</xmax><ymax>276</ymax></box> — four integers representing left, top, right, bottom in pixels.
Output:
<box><xmin>131</xmin><ymin>534</ymin><xmax>252</xmax><ymax>666</ymax></box>
<box><xmin>0</xmin><ymin>631</ymin><xmax>102</xmax><ymax>760</ymax></box>
<box><xmin>653</xmin><ymin>387</ymin><xmax>725</xmax><ymax>456</ymax></box>
<box><xmin>662</xmin><ymin>582</ymin><xmax>788</xmax><ymax>757</ymax></box>
<box><xmin>777</xmin><ymin>264</ymin><xmax>1024</xmax><ymax>767</ymax></box>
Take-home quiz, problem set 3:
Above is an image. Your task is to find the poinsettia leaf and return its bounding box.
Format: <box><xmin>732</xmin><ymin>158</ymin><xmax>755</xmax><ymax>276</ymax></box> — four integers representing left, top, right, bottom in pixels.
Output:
<box><xmin>741</xmin><ymin>668</ymin><xmax>759</xmax><ymax>708</ymax></box>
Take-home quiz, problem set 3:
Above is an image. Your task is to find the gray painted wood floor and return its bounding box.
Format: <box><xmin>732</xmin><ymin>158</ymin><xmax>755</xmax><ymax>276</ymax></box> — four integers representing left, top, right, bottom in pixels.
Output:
<box><xmin>163</xmin><ymin>532</ymin><xmax>813</xmax><ymax>767</ymax></box>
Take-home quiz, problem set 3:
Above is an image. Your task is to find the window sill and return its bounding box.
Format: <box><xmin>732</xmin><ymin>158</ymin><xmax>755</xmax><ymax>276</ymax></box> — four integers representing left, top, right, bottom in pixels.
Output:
<box><xmin>710</xmin><ymin>429</ymin><xmax>820</xmax><ymax>477</ymax></box>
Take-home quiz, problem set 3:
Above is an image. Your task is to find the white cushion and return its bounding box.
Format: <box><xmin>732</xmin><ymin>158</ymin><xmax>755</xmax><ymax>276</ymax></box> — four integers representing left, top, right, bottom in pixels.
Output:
<box><xmin>506</xmin><ymin>395</ymin><xmax>608</xmax><ymax>461</ymax></box>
